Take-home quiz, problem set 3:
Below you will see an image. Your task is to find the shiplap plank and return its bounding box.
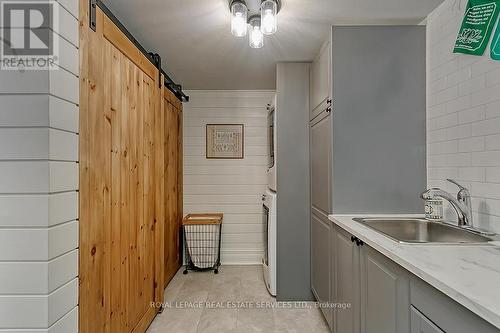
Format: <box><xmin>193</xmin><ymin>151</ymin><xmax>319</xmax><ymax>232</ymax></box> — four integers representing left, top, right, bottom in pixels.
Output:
<box><xmin>185</xmin><ymin>194</ymin><xmax>262</xmax><ymax>204</ymax></box>
<box><xmin>0</xmin><ymin>249</ymin><xmax>77</xmax><ymax>294</ymax></box>
<box><xmin>185</xmin><ymin>90</ymin><xmax>275</xmax><ymax>108</ymax></box>
<box><xmin>184</xmin><ymin>107</ymin><xmax>267</xmax><ymax>117</ymax></box>
<box><xmin>184</xmin><ymin>165</ymin><xmax>266</xmax><ymax>176</ymax></box>
<box><xmin>184</xmin><ymin>204</ymin><xmax>262</xmax><ymax>214</ymax></box>
<box><xmin>184</xmin><ymin>117</ymin><xmax>266</xmax><ymax>127</ymax></box>
<box><xmin>0</xmin><ymin>192</ymin><xmax>77</xmax><ymax>227</ymax></box>
<box><xmin>185</xmin><ymin>174</ymin><xmax>267</xmax><ymax>185</ymax></box>
<box><xmin>184</xmin><ymin>155</ymin><xmax>267</xmax><ymax>166</ymax></box>
<box><xmin>49</xmin><ymin>96</ymin><xmax>79</xmax><ymax>133</ymax></box>
<box><xmin>0</xmin><ymin>277</ymin><xmax>77</xmax><ymax>328</ymax></box>
<box><xmin>0</xmin><ymin>95</ymin><xmax>49</xmax><ymax>127</ymax></box>
<box><xmin>0</xmin><ymin>128</ymin><xmax>48</xmax><ymax>160</ymax></box>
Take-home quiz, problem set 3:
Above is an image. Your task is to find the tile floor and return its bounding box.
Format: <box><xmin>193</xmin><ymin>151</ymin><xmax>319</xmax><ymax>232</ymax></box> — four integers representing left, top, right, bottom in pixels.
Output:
<box><xmin>147</xmin><ymin>265</ymin><xmax>330</xmax><ymax>333</ymax></box>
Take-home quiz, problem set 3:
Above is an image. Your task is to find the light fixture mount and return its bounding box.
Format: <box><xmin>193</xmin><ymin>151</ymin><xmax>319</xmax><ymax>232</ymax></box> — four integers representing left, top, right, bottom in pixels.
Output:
<box><xmin>229</xmin><ymin>0</ymin><xmax>281</xmax><ymax>15</ymax></box>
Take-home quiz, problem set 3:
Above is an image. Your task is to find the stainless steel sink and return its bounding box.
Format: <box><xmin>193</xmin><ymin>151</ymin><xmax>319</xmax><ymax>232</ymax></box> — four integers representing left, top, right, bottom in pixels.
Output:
<box><xmin>352</xmin><ymin>218</ymin><xmax>496</xmax><ymax>244</ymax></box>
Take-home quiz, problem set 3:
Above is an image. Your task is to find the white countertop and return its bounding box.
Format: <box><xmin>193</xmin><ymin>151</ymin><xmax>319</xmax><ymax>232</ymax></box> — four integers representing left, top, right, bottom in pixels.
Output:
<box><xmin>329</xmin><ymin>214</ymin><xmax>500</xmax><ymax>329</ymax></box>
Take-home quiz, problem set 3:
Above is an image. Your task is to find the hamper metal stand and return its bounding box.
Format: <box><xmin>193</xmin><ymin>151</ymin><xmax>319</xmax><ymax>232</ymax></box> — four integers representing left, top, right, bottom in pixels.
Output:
<box><xmin>182</xmin><ymin>213</ymin><xmax>223</xmax><ymax>274</ymax></box>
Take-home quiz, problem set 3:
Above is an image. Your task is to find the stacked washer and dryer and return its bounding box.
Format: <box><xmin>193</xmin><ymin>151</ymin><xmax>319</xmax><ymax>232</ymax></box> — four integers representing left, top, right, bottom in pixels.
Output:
<box><xmin>262</xmin><ymin>97</ymin><xmax>277</xmax><ymax>296</ymax></box>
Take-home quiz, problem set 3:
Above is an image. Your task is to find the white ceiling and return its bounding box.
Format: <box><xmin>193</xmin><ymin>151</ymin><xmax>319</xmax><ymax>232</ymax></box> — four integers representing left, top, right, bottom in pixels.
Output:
<box><xmin>103</xmin><ymin>0</ymin><xmax>443</xmax><ymax>90</ymax></box>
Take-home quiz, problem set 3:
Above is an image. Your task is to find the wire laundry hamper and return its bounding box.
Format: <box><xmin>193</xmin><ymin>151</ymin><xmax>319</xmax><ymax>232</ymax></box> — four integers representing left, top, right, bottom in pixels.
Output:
<box><xmin>182</xmin><ymin>213</ymin><xmax>223</xmax><ymax>274</ymax></box>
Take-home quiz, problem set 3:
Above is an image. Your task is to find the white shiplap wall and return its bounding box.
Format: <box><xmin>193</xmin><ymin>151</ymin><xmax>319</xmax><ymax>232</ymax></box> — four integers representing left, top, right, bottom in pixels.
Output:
<box><xmin>427</xmin><ymin>0</ymin><xmax>500</xmax><ymax>233</ymax></box>
<box><xmin>184</xmin><ymin>90</ymin><xmax>275</xmax><ymax>264</ymax></box>
<box><xmin>0</xmin><ymin>0</ymin><xmax>79</xmax><ymax>331</ymax></box>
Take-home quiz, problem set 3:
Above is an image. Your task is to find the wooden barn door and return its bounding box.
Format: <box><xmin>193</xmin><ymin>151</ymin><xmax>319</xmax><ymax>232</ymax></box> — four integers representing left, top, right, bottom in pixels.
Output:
<box><xmin>164</xmin><ymin>89</ymin><xmax>183</xmax><ymax>286</ymax></box>
<box><xmin>79</xmin><ymin>2</ymin><xmax>164</xmax><ymax>332</ymax></box>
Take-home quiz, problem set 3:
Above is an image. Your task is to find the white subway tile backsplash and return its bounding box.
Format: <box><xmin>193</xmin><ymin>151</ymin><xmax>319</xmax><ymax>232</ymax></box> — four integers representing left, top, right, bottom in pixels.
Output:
<box><xmin>429</xmin><ymin>113</ymin><xmax>458</xmax><ymax>130</ymax></box>
<box><xmin>485</xmin><ymin>100</ymin><xmax>500</xmax><ymax>119</ymax></box>
<box><xmin>470</xmin><ymin>83</ymin><xmax>500</xmax><ymax>107</ymax></box>
<box><xmin>428</xmin><ymin>128</ymin><xmax>448</xmax><ymax>143</ymax></box>
<box><xmin>470</xmin><ymin>182</ymin><xmax>500</xmax><ymax>200</ymax></box>
<box><xmin>458</xmin><ymin>74</ymin><xmax>485</xmax><ymax>96</ymax></box>
<box><xmin>471</xmin><ymin>117</ymin><xmax>500</xmax><ymax>136</ymax></box>
<box><xmin>471</xmin><ymin>151</ymin><xmax>500</xmax><ymax>166</ymax></box>
<box><xmin>446</xmin><ymin>95</ymin><xmax>470</xmax><ymax>113</ymax></box>
<box><xmin>429</xmin><ymin>141</ymin><xmax>458</xmax><ymax>155</ymax></box>
<box><xmin>458</xmin><ymin>167</ymin><xmax>485</xmax><ymax>182</ymax></box>
<box><xmin>486</xmin><ymin>167</ymin><xmax>500</xmax><ymax>183</ymax></box>
<box><xmin>458</xmin><ymin>105</ymin><xmax>485</xmax><ymax>124</ymax></box>
<box><xmin>446</xmin><ymin>66</ymin><xmax>471</xmax><ymax>87</ymax></box>
<box><xmin>428</xmin><ymin>167</ymin><xmax>459</xmax><ymax>180</ymax></box>
<box><xmin>428</xmin><ymin>153</ymin><xmax>471</xmax><ymax>167</ymax></box>
<box><xmin>472</xmin><ymin>198</ymin><xmax>500</xmax><ymax>218</ymax></box>
<box><xmin>458</xmin><ymin>136</ymin><xmax>485</xmax><ymax>152</ymax></box>
<box><xmin>485</xmin><ymin>134</ymin><xmax>500</xmax><ymax>151</ymax></box>
<box><xmin>430</xmin><ymin>85</ymin><xmax>458</xmax><ymax>106</ymax></box>
<box><xmin>428</xmin><ymin>0</ymin><xmax>500</xmax><ymax>233</ymax></box>
<box><xmin>486</xmin><ymin>67</ymin><xmax>500</xmax><ymax>87</ymax></box>
<box><xmin>445</xmin><ymin>123</ymin><xmax>471</xmax><ymax>140</ymax></box>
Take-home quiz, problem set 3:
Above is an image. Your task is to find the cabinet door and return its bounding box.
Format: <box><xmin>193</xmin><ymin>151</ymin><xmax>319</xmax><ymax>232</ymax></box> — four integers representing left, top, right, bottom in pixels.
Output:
<box><xmin>310</xmin><ymin>39</ymin><xmax>331</xmax><ymax>117</ymax></box>
<box><xmin>311</xmin><ymin>211</ymin><xmax>333</xmax><ymax>329</ymax></box>
<box><xmin>410</xmin><ymin>306</ymin><xmax>445</xmax><ymax>333</ymax></box>
<box><xmin>310</xmin><ymin>111</ymin><xmax>332</xmax><ymax>215</ymax></box>
<box><xmin>333</xmin><ymin>226</ymin><xmax>360</xmax><ymax>333</ymax></box>
<box><xmin>360</xmin><ymin>245</ymin><xmax>410</xmax><ymax>333</ymax></box>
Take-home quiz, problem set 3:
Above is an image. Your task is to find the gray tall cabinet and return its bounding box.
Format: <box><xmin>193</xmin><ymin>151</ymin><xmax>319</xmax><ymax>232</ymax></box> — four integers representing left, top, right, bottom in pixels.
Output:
<box><xmin>310</xmin><ymin>26</ymin><xmax>427</xmax><ymax>332</ymax></box>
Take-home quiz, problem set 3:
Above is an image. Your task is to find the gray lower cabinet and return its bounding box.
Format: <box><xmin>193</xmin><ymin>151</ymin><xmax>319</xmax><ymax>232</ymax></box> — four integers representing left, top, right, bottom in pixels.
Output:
<box><xmin>311</xmin><ymin>211</ymin><xmax>333</xmax><ymax>329</ymax></box>
<box><xmin>322</xmin><ymin>225</ymin><xmax>500</xmax><ymax>333</ymax></box>
<box><xmin>360</xmin><ymin>245</ymin><xmax>410</xmax><ymax>333</ymax></box>
<box><xmin>330</xmin><ymin>225</ymin><xmax>409</xmax><ymax>333</ymax></box>
<box><xmin>333</xmin><ymin>226</ymin><xmax>360</xmax><ymax>333</ymax></box>
<box><xmin>410</xmin><ymin>306</ymin><xmax>444</xmax><ymax>333</ymax></box>
<box><xmin>410</xmin><ymin>276</ymin><xmax>500</xmax><ymax>333</ymax></box>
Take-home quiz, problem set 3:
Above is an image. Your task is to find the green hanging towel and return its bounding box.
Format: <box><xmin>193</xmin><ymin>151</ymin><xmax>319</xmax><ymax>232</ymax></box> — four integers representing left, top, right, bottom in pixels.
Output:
<box><xmin>491</xmin><ymin>16</ymin><xmax>500</xmax><ymax>59</ymax></box>
<box><xmin>453</xmin><ymin>0</ymin><xmax>500</xmax><ymax>56</ymax></box>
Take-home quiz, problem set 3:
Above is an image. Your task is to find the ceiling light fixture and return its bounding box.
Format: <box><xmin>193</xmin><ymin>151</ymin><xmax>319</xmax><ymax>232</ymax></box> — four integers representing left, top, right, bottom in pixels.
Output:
<box><xmin>231</xmin><ymin>0</ymin><xmax>248</xmax><ymax>37</ymax></box>
<box><xmin>229</xmin><ymin>0</ymin><xmax>281</xmax><ymax>48</ymax></box>
<box><xmin>261</xmin><ymin>0</ymin><xmax>278</xmax><ymax>35</ymax></box>
<box><xmin>249</xmin><ymin>15</ymin><xmax>264</xmax><ymax>48</ymax></box>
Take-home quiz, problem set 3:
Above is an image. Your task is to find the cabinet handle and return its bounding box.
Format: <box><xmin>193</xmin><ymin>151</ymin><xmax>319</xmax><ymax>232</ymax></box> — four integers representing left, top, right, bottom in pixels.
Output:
<box><xmin>326</xmin><ymin>107</ymin><xmax>332</xmax><ymax>113</ymax></box>
<box><xmin>356</xmin><ymin>239</ymin><xmax>365</xmax><ymax>247</ymax></box>
<box><xmin>351</xmin><ymin>236</ymin><xmax>356</xmax><ymax>243</ymax></box>
<box><xmin>327</xmin><ymin>98</ymin><xmax>332</xmax><ymax>105</ymax></box>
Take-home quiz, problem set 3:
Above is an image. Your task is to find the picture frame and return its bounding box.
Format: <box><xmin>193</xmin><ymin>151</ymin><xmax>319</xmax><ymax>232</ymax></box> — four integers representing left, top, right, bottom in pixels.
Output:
<box><xmin>206</xmin><ymin>124</ymin><xmax>244</xmax><ymax>159</ymax></box>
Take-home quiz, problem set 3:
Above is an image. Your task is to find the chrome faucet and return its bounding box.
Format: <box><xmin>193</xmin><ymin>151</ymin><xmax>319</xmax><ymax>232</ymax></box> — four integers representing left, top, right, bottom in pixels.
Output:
<box><xmin>421</xmin><ymin>179</ymin><xmax>473</xmax><ymax>228</ymax></box>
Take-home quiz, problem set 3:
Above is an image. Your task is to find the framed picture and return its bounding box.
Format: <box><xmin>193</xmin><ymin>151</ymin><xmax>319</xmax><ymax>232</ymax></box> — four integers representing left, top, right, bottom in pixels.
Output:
<box><xmin>206</xmin><ymin>124</ymin><xmax>244</xmax><ymax>159</ymax></box>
